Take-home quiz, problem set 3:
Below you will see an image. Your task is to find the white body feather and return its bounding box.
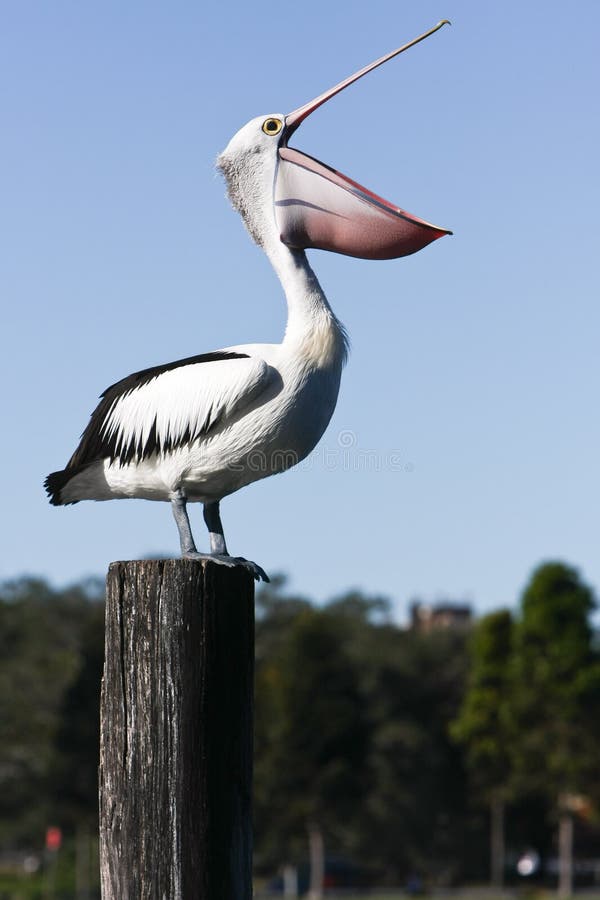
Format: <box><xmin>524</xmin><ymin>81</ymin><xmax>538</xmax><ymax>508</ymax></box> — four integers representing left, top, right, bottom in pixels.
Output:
<box><xmin>63</xmin><ymin>329</ymin><xmax>345</xmax><ymax>504</ymax></box>
<box><xmin>56</xmin><ymin>115</ymin><xmax>348</xmax><ymax>508</ymax></box>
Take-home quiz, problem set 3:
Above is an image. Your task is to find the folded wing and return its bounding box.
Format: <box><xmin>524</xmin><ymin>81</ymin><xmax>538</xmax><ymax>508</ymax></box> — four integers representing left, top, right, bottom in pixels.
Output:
<box><xmin>67</xmin><ymin>351</ymin><xmax>276</xmax><ymax>469</ymax></box>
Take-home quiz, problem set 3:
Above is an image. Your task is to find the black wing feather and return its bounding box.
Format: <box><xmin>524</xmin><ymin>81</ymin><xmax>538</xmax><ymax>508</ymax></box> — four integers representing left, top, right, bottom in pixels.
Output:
<box><xmin>44</xmin><ymin>351</ymin><xmax>250</xmax><ymax>504</ymax></box>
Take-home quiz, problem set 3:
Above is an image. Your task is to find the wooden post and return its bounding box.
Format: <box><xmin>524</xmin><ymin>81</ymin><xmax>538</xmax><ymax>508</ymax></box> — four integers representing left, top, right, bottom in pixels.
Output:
<box><xmin>99</xmin><ymin>559</ymin><xmax>254</xmax><ymax>900</ymax></box>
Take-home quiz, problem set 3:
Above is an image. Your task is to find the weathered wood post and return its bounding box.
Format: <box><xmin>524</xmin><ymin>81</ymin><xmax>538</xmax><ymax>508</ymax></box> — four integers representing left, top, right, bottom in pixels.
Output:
<box><xmin>99</xmin><ymin>558</ymin><xmax>254</xmax><ymax>899</ymax></box>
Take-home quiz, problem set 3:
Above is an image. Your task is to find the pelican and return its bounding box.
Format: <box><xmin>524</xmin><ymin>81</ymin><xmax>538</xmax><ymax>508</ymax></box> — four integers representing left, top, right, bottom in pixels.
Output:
<box><xmin>45</xmin><ymin>21</ymin><xmax>451</xmax><ymax>581</ymax></box>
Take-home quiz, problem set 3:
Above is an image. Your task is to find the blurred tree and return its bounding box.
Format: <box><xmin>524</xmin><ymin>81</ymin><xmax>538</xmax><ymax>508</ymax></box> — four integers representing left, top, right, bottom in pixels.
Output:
<box><xmin>324</xmin><ymin>590</ymin><xmax>393</xmax><ymax>625</ymax></box>
<box><xmin>509</xmin><ymin>562</ymin><xmax>600</xmax><ymax>897</ymax></box>
<box><xmin>51</xmin><ymin>601</ymin><xmax>105</xmax><ymax>829</ymax></box>
<box><xmin>254</xmin><ymin>576</ymin><xmax>313</xmax><ymax>870</ymax></box>
<box><xmin>11</xmin><ymin>565</ymin><xmax>600</xmax><ymax>894</ymax></box>
<box><xmin>451</xmin><ymin>609</ymin><xmax>514</xmax><ymax>887</ymax></box>
<box><xmin>0</xmin><ymin>576</ymin><xmax>104</xmax><ymax>848</ymax></box>
<box><xmin>358</xmin><ymin>625</ymin><xmax>473</xmax><ymax>885</ymax></box>
<box><xmin>253</xmin><ymin>580</ymin><xmax>477</xmax><ymax>887</ymax></box>
<box><xmin>256</xmin><ymin>599</ymin><xmax>369</xmax><ymax>894</ymax></box>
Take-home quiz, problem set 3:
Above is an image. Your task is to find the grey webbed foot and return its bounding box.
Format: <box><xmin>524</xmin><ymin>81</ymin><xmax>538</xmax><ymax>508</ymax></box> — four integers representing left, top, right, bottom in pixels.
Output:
<box><xmin>183</xmin><ymin>551</ymin><xmax>270</xmax><ymax>583</ymax></box>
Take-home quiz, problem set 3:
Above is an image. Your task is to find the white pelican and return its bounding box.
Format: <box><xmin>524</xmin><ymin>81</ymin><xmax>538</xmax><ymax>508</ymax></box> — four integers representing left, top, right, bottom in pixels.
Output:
<box><xmin>45</xmin><ymin>21</ymin><xmax>451</xmax><ymax>581</ymax></box>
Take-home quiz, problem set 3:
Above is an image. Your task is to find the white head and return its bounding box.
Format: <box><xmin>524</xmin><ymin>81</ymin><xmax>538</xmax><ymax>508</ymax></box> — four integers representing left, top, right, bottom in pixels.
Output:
<box><xmin>217</xmin><ymin>114</ymin><xmax>285</xmax><ymax>249</ymax></box>
<box><xmin>217</xmin><ymin>21</ymin><xmax>452</xmax><ymax>260</ymax></box>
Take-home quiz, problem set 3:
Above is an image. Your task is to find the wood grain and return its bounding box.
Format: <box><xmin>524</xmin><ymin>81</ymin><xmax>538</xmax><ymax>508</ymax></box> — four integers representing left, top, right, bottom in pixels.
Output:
<box><xmin>99</xmin><ymin>558</ymin><xmax>254</xmax><ymax>899</ymax></box>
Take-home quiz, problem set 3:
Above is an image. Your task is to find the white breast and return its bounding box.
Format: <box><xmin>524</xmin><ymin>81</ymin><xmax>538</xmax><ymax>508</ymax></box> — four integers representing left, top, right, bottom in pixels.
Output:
<box><xmin>77</xmin><ymin>333</ymin><xmax>343</xmax><ymax>504</ymax></box>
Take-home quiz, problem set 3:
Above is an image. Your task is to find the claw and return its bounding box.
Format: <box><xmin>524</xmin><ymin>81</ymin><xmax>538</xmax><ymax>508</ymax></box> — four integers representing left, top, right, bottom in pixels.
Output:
<box><xmin>183</xmin><ymin>551</ymin><xmax>270</xmax><ymax>582</ymax></box>
<box><xmin>233</xmin><ymin>557</ymin><xmax>270</xmax><ymax>583</ymax></box>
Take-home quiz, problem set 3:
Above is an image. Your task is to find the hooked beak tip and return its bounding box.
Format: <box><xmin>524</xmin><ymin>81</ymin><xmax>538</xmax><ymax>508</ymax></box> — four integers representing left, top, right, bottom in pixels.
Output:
<box><xmin>284</xmin><ymin>19</ymin><xmax>452</xmax><ymax>140</ymax></box>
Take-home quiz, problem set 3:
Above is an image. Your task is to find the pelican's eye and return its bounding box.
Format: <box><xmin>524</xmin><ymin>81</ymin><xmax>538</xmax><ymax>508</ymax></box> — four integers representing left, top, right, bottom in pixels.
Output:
<box><xmin>262</xmin><ymin>117</ymin><xmax>283</xmax><ymax>136</ymax></box>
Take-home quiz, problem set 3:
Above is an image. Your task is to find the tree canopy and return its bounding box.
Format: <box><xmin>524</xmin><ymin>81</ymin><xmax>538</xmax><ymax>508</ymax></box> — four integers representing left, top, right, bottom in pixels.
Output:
<box><xmin>509</xmin><ymin>562</ymin><xmax>600</xmax><ymax>800</ymax></box>
<box><xmin>2</xmin><ymin>561</ymin><xmax>600</xmax><ymax>891</ymax></box>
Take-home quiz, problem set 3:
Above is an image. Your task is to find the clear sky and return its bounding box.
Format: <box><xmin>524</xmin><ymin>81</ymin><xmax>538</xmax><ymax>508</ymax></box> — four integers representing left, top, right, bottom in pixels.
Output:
<box><xmin>2</xmin><ymin>0</ymin><xmax>599</xmax><ymax>620</ymax></box>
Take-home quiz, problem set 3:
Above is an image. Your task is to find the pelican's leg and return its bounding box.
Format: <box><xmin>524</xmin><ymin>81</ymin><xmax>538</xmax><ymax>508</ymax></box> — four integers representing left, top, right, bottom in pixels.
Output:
<box><xmin>203</xmin><ymin>501</ymin><xmax>229</xmax><ymax>555</ymax></box>
<box><xmin>171</xmin><ymin>490</ymin><xmax>198</xmax><ymax>555</ymax></box>
<box><xmin>203</xmin><ymin>501</ymin><xmax>270</xmax><ymax>583</ymax></box>
<box><xmin>170</xmin><ymin>492</ymin><xmax>269</xmax><ymax>582</ymax></box>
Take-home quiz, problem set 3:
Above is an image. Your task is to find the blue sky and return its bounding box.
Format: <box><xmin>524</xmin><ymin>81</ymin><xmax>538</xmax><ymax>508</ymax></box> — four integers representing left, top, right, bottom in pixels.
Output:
<box><xmin>2</xmin><ymin>0</ymin><xmax>599</xmax><ymax>619</ymax></box>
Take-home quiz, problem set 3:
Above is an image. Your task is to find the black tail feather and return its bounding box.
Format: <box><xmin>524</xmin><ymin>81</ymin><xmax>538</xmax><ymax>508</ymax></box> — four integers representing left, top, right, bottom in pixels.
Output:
<box><xmin>44</xmin><ymin>469</ymin><xmax>79</xmax><ymax>506</ymax></box>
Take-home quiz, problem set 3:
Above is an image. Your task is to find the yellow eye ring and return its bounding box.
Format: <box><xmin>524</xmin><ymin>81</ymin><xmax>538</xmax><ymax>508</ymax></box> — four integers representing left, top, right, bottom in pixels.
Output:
<box><xmin>262</xmin><ymin>117</ymin><xmax>283</xmax><ymax>136</ymax></box>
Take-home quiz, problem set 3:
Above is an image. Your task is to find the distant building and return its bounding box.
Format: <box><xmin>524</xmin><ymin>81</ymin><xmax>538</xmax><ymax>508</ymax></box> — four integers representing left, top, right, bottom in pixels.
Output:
<box><xmin>409</xmin><ymin>601</ymin><xmax>472</xmax><ymax>633</ymax></box>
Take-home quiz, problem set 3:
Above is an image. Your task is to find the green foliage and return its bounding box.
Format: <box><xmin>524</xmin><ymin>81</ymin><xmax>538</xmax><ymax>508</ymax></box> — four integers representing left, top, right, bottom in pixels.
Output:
<box><xmin>0</xmin><ymin>577</ymin><xmax>104</xmax><ymax>848</ymax></box>
<box><xmin>4</xmin><ymin>561</ymin><xmax>600</xmax><ymax>891</ymax></box>
<box><xmin>454</xmin><ymin>563</ymin><xmax>600</xmax><ymax>808</ymax></box>
<box><xmin>451</xmin><ymin>609</ymin><xmax>514</xmax><ymax>799</ymax></box>
<box><xmin>452</xmin><ymin>562</ymin><xmax>600</xmax><ymax>886</ymax></box>
<box><xmin>509</xmin><ymin>561</ymin><xmax>600</xmax><ymax>800</ymax></box>
<box><xmin>255</xmin><ymin>593</ymin><xmax>370</xmax><ymax>866</ymax></box>
<box><xmin>51</xmin><ymin>606</ymin><xmax>105</xmax><ymax>829</ymax></box>
<box><xmin>253</xmin><ymin>579</ymin><xmax>474</xmax><ymax>884</ymax></box>
<box><xmin>358</xmin><ymin>626</ymin><xmax>473</xmax><ymax>883</ymax></box>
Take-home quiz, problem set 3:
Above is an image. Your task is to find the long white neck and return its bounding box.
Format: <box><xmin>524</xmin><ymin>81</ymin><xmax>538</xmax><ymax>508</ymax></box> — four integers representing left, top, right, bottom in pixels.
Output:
<box><xmin>217</xmin><ymin>125</ymin><xmax>347</xmax><ymax>369</ymax></box>
<box><xmin>262</xmin><ymin>227</ymin><xmax>348</xmax><ymax>368</ymax></box>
